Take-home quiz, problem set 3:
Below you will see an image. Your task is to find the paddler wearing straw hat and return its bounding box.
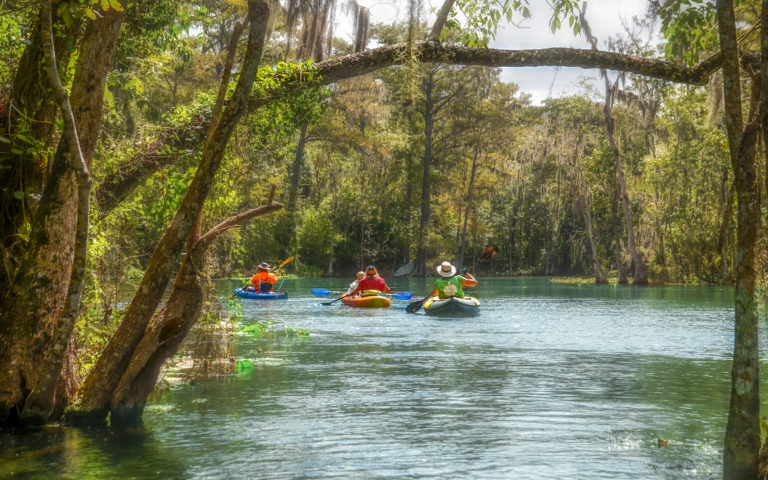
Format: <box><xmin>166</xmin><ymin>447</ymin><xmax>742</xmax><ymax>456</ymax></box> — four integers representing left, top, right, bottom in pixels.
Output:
<box><xmin>430</xmin><ymin>261</ymin><xmax>477</xmax><ymax>299</ymax></box>
<box><xmin>247</xmin><ymin>262</ymin><xmax>278</xmax><ymax>293</ymax></box>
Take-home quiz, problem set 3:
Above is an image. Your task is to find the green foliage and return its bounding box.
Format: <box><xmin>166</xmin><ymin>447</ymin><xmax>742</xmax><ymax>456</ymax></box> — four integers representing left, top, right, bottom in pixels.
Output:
<box><xmin>238</xmin><ymin>320</ymin><xmax>310</xmax><ymax>338</ymax></box>
<box><xmin>655</xmin><ymin>0</ymin><xmax>718</xmax><ymax>65</ymax></box>
<box><xmin>449</xmin><ymin>0</ymin><xmax>581</xmax><ymax>47</ymax></box>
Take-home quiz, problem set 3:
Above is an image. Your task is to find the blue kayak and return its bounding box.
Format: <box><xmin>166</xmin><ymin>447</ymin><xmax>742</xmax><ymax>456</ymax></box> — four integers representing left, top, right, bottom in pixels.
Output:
<box><xmin>234</xmin><ymin>288</ymin><xmax>287</xmax><ymax>300</ymax></box>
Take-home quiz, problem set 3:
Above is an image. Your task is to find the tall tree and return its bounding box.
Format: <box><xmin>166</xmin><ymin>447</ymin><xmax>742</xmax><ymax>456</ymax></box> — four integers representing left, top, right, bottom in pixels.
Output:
<box><xmin>581</xmin><ymin>3</ymin><xmax>648</xmax><ymax>284</ymax></box>
<box><xmin>0</xmin><ymin>2</ymin><xmax>124</xmax><ymax>424</ymax></box>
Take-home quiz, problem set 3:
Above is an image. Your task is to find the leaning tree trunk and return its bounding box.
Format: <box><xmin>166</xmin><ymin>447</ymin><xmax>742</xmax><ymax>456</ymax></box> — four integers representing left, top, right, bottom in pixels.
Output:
<box><xmin>719</xmin><ymin>0</ymin><xmax>762</xmax><ymax>477</ymax></box>
<box><xmin>0</xmin><ymin>5</ymin><xmax>123</xmax><ymax>425</ymax></box>
<box><xmin>109</xmin><ymin>192</ymin><xmax>283</xmax><ymax>425</ymax></box>
<box><xmin>70</xmin><ymin>0</ymin><xmax>270</xmax><ymax>426</ymax></box>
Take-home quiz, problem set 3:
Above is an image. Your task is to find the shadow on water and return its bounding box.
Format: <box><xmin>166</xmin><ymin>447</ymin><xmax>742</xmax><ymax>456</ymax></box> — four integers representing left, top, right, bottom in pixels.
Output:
<box><xmin>0</xmin><ymin>425</ymin><xmax>187</xmax><ymax>479</ymax></box>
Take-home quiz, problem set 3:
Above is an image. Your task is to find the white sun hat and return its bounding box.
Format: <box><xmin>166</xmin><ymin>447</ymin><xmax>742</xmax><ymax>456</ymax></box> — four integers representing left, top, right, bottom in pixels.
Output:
<box><xmin>436</xmin><ymin>261</ymin><xmax>456</xmax><ymax>277</ymax></box>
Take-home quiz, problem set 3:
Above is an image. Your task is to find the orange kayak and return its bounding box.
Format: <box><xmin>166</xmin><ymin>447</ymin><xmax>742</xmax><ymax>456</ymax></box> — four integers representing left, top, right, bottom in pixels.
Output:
<box><xmin>342</xmin><ymin>293</ymin><xmax>391</xmax><ymax>308</ymax></box>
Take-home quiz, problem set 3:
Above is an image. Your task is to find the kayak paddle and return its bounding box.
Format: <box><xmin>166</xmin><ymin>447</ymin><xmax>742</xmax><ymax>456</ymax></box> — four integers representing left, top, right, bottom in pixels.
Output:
<box><xmin>272</xmin><ymin>255</ymin><xmax>295</xmax><ymax>272</ymax></box>
<box><xmin>389</xmin><ymin>291</ymin><xmax>413</xmax><ymax>300</ymax></box>
<box><xmin>311</xmin><ymin>288</ymin><xmax>333</xmax><ymax>297</ymax></box>
<box><xmin>405</xmin><ymin>297</ymin><xmax>428</xmax><ymax>313</ymax></box>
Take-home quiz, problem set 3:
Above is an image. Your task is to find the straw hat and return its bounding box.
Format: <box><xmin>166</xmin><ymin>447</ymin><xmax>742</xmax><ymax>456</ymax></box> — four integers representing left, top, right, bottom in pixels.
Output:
<box><xmin>257</xmin><ymin>262</ymin><xmax>271</xmax><ymax>271</ymax></box>
<box><xmin>436</xmin><ymin>261</ymin><xmax>456</xmax><ymax>278</ymax></box>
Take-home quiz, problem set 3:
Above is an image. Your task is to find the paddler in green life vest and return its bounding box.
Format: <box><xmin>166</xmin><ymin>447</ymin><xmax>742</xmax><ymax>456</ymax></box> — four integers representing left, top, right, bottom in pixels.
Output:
<box><xmin>430</xmin><ymin>261</ymin><xmax>478</xmax><ymax>299</ymax></box>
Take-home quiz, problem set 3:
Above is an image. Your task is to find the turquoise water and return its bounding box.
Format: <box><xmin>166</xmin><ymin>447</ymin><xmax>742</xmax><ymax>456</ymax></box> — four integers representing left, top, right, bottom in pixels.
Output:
<box><xmin>1</xmin><ymin>277</ymin><xmax>762</xmax><ymax>479</ymax></box>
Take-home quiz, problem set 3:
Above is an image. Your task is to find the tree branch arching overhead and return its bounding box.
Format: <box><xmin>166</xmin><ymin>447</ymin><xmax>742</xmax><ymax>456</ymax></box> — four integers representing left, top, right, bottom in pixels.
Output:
<box><xmin>97</xmin><ymin>40</ymin><xmax>728</xmax><ymax>217</ymax></box>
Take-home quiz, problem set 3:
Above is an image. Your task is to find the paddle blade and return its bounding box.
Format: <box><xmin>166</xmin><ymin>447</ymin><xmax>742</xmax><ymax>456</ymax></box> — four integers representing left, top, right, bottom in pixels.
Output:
<box><xmin>311</xmin><ymin>288</ymin><xmax>332</xmax><ymax>297</ymax></box>
<box><xmin>393</xmin><ymin>263</ymin><xmax>415</xmax><ymax>277</ymax></box>
<box><xmin>391</xmin><ymin>291</ymin><xmax>413</xmax><ymax>300</ymax></box>
<box><xmin>405</xmin><ymin>297</ymin><xmax>426</xmax><ymax>314</ymax></box>
<box><xmin>277</xmin><ymin>256</ymin><xmax>295</xmax><ymax>269</ymax></box>
<box><xmin>483</xmin><ymin>245</ymin><xmax>500</xmax><ymax>259</ymax></box>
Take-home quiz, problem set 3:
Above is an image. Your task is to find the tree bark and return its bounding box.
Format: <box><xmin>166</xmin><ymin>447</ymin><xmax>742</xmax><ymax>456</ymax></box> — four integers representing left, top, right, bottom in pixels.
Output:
<box><xmin>719</xmin><ymin>0</ymin><xmax>762</xmax><ymax>477</ymax></box>
<box><xmin>429</xmin><ymin>0</ymin><xmax>457</xmax><ymax>42</ymax></box>
<box><xmin>19</xmin><ymin>0</ymin><xmax>92</xmax><ymax>424</ymax></box>
<box><xmin>109</xmin><ymin>198</ymin><xmax>282</xmax><ymax>425</ymax></box>
<box><xmin>0</xmin><ymin>4</ymin><xmax>78</xmax><ymax>287</ymax></box>
<box><xmin>70</xmin><ymin>0</ymin><xmax>270</xmax><ymax>425</ymax></box>
<box><xmin>0</xmin><ymin>6</ymin><xmax>123</xmax><ymax>425</ymax></box>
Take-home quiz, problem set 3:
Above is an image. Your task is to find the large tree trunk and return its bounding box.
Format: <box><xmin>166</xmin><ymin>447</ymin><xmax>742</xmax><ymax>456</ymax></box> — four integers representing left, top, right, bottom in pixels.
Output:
<box><xmin>0</xmin><ymin>5</ymin><xmax>78</xmax><ymax>288</ymax></box>
<box><xmin>718</xmin><ymin>0</ymin><xmax>762</xmax><ymax>478</ymax></box>
<box><xmin>109</xmin><ymin>195</ymin><xmax>282</xmax><ymax>425</ymax></box>
<box><xmin>0</xmin><ymin>6</ymin><xmax>123</xmax><ymax>425</ymax></box>
<box><xmin>415</xmin><ymin>73</ymin><xmax>435</xmax><ymax>277</ymax></box>
<box><xmin>70</xmin><ymin>0</ymin><xmax>270</xmax><ymax>426</ymax></box>
<box><xmin>20</xmin><ymin>0</ymin><xmax>94</xmax><ymax>424</ymax></box>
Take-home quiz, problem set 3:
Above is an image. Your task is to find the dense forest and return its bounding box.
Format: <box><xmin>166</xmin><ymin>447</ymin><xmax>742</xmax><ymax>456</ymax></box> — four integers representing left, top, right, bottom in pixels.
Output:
<box><xmin>1</xmin><ymin>0</ymin><xmax>768</xmax><ymax>477</ymax></box>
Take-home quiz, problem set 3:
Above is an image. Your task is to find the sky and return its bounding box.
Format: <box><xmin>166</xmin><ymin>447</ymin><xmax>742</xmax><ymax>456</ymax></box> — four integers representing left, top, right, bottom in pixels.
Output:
<box><xmin>334</xmin><ymin>0</ymin><xmax>656</xmax><ymax>104</ymax></box>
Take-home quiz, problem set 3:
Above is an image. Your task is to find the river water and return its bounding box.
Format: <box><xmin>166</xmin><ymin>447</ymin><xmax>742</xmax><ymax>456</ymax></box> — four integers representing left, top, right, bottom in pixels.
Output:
<box><xmin>2</xmin><ymin>277</ymin><xmax>765</xmax><ymax>479</ymax></box>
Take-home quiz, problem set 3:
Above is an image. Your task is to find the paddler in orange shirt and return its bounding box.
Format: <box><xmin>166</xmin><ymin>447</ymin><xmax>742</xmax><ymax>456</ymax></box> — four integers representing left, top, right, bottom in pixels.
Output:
<box><xmin>247</xmin><ymin>262</ymin><xmax>277</xmax><ymax>292</ymax></box>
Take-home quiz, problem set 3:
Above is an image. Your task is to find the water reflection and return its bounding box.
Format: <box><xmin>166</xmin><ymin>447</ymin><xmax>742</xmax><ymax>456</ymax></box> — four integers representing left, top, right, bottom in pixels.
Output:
<box><xmin>0</xmin><ymin>425</ymin><xmax>187</xmax><ymax>479</ymax></box>
<box><xmin>1</xmin><ymin>278</ymin><xmax>760</xmax><ymax>479</ymax></box>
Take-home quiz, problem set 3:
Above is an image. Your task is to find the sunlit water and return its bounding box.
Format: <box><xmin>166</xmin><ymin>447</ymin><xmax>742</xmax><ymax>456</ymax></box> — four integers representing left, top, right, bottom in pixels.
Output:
<box><xmin>2</xmin><ymin>277</ymin><xmax>764</xmax><ymax>479</ymax></box>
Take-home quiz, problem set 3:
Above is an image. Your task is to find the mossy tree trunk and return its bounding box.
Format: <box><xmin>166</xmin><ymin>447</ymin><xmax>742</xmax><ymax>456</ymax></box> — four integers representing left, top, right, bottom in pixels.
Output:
<box><xmin>718</xmin><ymin>0</ymin><xmax>762</xmax><ymax>477</ymax></box>
<box><xmin>71</xmin><ymin>0</ymin><xmax>270</xmax><ymax>426</ymax></box>
<box><xmin>0</xmin><ymin>5</ymin><xmax>123</xmax><ymax>425</ymax></box>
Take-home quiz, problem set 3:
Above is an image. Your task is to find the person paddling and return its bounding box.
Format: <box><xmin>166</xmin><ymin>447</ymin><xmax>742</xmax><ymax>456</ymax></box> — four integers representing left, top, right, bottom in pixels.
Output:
<box><xmin>430</xmin><ymin>261</ymin><xmax>477</xmax><ymax>299</ymax></box>
<box><xmin>350</xmin><ymin>265</ymin><xmax>391</xmax><ymax>296</ymax></box>
<box><xmin>247</xmin><ymin>262</ymin><xmax>277</xmax><ymax>293</ymax></box>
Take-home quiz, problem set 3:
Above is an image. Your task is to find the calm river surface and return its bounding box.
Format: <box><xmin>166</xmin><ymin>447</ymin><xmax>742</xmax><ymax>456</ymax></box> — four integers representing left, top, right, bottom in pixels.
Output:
<box><xmin>2</xmin><ymin>277</ymin><xmax>766</xmax><ymax>479</ymax></box>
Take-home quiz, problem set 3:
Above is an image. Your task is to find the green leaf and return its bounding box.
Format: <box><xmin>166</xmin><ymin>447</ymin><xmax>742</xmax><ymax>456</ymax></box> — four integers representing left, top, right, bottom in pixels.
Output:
<box><xmin>100</xmin><ymin>0</ymin><xmax>109</xmax><ymax>11</ymax></box>
<box><xmin>108</xmin><ymin>0</ymin><xmax>124</xmax><ymax>12</ymax></box>
<box><xmin>13</xmin><ymin>191</ymin><xmax>24</xmax><ymax>200</ymax></box>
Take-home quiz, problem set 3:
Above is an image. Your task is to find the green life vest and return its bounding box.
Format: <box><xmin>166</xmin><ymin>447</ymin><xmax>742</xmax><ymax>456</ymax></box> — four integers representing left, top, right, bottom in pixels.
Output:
<box><xmin>435</xmin><ymin>275</ymin><xmax>464</xmax><ymax>299</ymax></box>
